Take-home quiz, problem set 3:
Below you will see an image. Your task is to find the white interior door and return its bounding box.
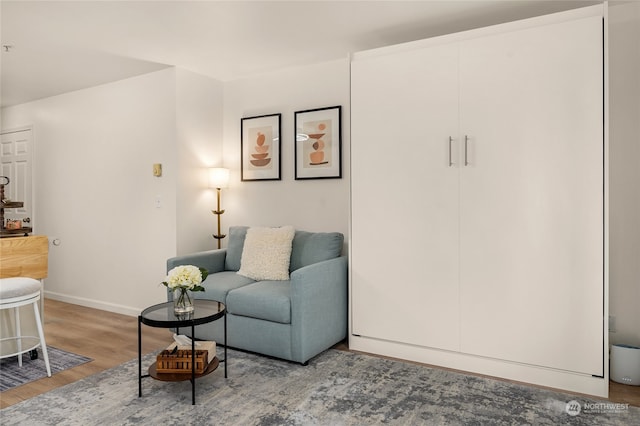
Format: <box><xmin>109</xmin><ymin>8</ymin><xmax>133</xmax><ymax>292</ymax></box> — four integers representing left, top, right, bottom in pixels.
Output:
<box><xmin>351</xmin><ymin>43</ymin><xmax>461</xmax><ymax>351</ymax></box>
<box><xmin>1</xmin><ymin>129</ymin><xmax>33</xmax><ymax>227</ymax></box>
<box><xmin>458</xmin><ymin>16</ymin><xmax>604</xmax><ymax>374</ymax></box>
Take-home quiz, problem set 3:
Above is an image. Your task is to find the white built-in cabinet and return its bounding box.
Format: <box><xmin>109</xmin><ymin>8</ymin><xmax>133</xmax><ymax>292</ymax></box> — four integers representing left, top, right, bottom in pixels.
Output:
<box><xmin>350</xmin><ymin>6</ymin><xmax>606</xmax><ymax>395</ymax></box>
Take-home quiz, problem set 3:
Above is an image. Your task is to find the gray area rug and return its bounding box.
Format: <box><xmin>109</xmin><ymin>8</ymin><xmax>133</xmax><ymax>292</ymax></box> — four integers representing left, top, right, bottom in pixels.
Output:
<box><xmin>1</xmin><ymin>348</ymin><xmax>637</xmax><ymax>425</ymax></box>
<box><xmin>0</xmin><ymin>346</ymin><xmax>92</xmax><ymax>391</ymax></box>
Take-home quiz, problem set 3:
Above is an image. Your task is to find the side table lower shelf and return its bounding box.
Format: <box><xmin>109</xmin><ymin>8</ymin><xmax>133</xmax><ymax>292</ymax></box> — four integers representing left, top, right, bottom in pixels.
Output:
<box><xmin>138</xmin><ymin>299</ymin><xmax>227</xmax><ymax>405</ymax></box>
<box><xmin>149</xmin><ymin>357</ymin><xmax>220</xmax><ymax>381</ymax></box>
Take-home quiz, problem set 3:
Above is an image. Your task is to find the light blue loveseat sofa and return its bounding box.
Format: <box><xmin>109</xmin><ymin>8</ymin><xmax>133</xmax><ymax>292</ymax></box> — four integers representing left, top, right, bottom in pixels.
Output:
<box><xmin>166</xmin><ymin>226</ymin><xmax>347</xmax><ymax>364</ymax></box>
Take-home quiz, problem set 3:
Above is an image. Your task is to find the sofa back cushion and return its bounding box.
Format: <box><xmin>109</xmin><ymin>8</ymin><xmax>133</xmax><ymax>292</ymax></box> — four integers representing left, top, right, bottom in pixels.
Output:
<box><xmin>225</xmin><ymin>226</ymin><xmax>344</xmax><ymax>273</ymax></box>
<box><xmin>225</xmin><ymin>226</ymin><xmax>249</xmax><ymax>271</ymax></box>
<box><xmin>289</xmin><ymin>230</ymin><xmax>344</xmax><ymax>271</ymax></box>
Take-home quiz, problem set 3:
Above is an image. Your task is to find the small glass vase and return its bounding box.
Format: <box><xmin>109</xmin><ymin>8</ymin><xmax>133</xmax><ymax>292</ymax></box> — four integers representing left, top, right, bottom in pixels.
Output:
<box><xmin>173</xmin><ymin>288</ymin><xmax>194</xmax><ymax>314</ymax></box>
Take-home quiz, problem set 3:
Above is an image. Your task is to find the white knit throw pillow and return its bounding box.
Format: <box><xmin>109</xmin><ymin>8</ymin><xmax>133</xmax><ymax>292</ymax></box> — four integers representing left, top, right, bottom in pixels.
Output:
<box><xmin>237</xmin><ymin>226</ymin><xmax>296</xmax><ymax>280</ymax></box>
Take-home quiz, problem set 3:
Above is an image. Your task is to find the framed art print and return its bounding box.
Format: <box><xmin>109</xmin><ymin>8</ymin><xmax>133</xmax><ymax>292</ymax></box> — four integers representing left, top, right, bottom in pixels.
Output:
<box><xmin>294</xmin><ymin>106</ymin><xmax>342</xmax><ymax>180</ymax></box>
<box><xmin>241</xmin><ymin>113</ymin><xmax>281</xmax><ymax>181</ymax></box>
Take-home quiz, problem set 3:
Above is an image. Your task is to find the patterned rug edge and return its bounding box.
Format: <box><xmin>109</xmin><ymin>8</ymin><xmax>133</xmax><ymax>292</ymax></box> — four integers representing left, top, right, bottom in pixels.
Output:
<box><xmin>0</xmin><ymin>346</ymin><xmax>93</xmax><ymax>392</ymax></box>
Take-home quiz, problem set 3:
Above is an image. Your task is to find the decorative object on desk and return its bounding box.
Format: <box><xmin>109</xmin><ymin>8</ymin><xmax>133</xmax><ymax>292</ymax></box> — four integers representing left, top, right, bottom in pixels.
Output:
<box><xmin>241</xmin><ymin>113</ymin><xmax>281</xmax><ymax>181</ymax></box>
<box><xmin>208</xmin><ymin>167</ymin><xmax>230</xmax><ymax>249</ymax></box>
<box><xmin>0</xmin><ymin>175</ymin><xmax>32</xmax><ymax>237</ymax></box>
<box><xmin>162</xmin><ymin>265</ymin><xmax>209</xmax><ymax>314</ymax></box>
<box><xmin>5</xmin><ymin>219</ymin><xmax>22</xmax><ymax>229</ymax></box>
<box><xmin>295</xmin><ymin>106</ymin><xmax>342</xmax><ymax>180</ymax></box>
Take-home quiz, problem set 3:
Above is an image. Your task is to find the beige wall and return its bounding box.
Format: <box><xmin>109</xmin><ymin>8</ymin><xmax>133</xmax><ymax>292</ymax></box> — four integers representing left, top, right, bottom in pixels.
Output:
<box><xmin>608</xmin><ymin>1</ymin><xmax>640</xmax><ymax>346</ymax></box>
<box><xmin>1</xmin><ymin>5</ymin><xmax>637</xmax><ymax>337</ymax></box>
<box><xmin>1</xmin><ymin>68</ymin><xmax>222</xmax><ymax>315</ymax></box>
<box><xmin>221</xmin><ymin>59</ymin><xmax>351</xmax><ymax>240</ymax></box>
<box><xmin>175</xmin><ymin>69</ymin><xmax>225</xmax><ymax>255</ymax></box>
<box><xmin>0</xmin><ymin>60</ymin><xmax>350</xmax><ymax>315</ymax></box>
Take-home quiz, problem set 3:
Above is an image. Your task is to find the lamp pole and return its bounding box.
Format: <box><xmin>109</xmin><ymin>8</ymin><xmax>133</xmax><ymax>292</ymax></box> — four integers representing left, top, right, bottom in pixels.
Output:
<box><xmin>212</xmin><ymin>187</ymin><xmax>226</xmax><ymax>249</ymax></box>
<box><xmin>208</xmin><ymin>167</ymin><xmax>229</xmax><ymax>249</ymax></box>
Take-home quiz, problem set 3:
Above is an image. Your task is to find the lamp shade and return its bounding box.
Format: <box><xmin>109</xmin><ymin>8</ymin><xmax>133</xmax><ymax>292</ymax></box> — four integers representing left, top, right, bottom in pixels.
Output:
<box><xmin>208</xmin><ymin>167</ymin><xmax>230</xmax><ymax>189</ymax></box>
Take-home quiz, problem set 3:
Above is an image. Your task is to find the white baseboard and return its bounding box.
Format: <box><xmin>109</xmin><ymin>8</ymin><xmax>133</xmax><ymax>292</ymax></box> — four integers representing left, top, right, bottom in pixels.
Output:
<box><xmin>350</xmin><ymin>334</ymin><xmax>609</xmax><ymax>398</ymax></box>
<box><xmin>44</xmin><ymin>290</ymin><xmax>141</xmax><ymax>317</ymax></box>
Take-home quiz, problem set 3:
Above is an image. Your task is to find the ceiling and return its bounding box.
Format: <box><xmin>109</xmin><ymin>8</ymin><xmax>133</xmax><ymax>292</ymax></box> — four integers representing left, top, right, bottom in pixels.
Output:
<box><xmin>0</xmin><ymin>1</ymin><xmax>600</xmax><ymax>108</ymax></box>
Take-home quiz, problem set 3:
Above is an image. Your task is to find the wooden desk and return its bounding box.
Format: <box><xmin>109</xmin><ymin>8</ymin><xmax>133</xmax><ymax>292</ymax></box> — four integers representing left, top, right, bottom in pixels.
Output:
<box><xmin>0</xmin><ymin>235</ymin><xmax>48</xmax><ymax>280</ymax></box>
<box><xmin>0</xmin><ymin>235</ymin><xmax>49</xmax><ymax>321</ymax></box>
<box><xmin>0</xmin><ymin>235</ymin><xmax>50</xmax><ymax>353</ymax></box>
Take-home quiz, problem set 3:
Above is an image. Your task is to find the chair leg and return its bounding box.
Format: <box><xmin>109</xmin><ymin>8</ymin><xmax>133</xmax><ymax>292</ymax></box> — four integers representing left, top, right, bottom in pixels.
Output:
<box><xmin>32</xmin><ymin>301</ymin><xmax>51</xmax><ymax>377</ymax></box>
<box><xmin>15</xmin><ymin>307</ymin><xmax>22</xmax><ymax>367</ymax></box>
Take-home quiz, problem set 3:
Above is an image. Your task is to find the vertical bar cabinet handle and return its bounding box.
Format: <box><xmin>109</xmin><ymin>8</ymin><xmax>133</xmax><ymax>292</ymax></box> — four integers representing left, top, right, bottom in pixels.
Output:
<box><xmin>464</xmin><ymin>135</ymin><xmax>469</xmax><ymax>166</ymax></box>
<box><xmin>448</xmin><ymin>136</ymin><xmax>454</xmax><ymax>167</ymax></box>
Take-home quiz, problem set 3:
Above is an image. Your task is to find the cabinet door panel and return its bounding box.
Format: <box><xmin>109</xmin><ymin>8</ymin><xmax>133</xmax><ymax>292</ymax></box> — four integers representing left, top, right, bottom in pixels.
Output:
<box><xmin>351</xmin><ymin>44</ymin><xmax>460</xmax><ymax>351</ymax></box>
<box><xmin>458</xmin><ymin>16</ymin><xmax>604</xmax><ymax>374</ymax></box>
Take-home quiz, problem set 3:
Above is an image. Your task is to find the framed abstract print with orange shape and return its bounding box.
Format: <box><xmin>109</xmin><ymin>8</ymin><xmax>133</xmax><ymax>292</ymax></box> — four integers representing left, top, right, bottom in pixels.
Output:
<box><xmin>294</xmin><ymin>106</ymin><xmax>342</xmax><ymax>180</ymax></box>
<box><xmin>241</xmin><ymin>113</ymin><xmax>281</xmax><ymax>181</ymax></box>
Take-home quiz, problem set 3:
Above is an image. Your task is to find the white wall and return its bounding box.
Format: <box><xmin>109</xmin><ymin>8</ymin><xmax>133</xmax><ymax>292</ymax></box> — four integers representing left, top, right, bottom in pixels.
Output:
<box><xmin>175</xmin><ymin>69</ymin><xmax>224</xmax><ymax>255</ymax></box>
<box><xmin>1</xmin><ymin>68</ymin><xmax>224</xmax><ymax>315</ymax></box>
<box><xmin>2</xmin><ymin>10</ymin><xmax>635</xmax><ymax>334</ymax></box>
<box><xmin>0</xmin><ymin>60</ymin><xmax>348</xmax><ymax>317</ymax></box>
<box><xmin>221</xmin><ymin>59</ymin><xmax>351</xmax><ymax>241</ymax></box>
<box><xmin>608</xmin><ymin>1</ymin><xmax>640</xmax><ymax>346</ymax></box>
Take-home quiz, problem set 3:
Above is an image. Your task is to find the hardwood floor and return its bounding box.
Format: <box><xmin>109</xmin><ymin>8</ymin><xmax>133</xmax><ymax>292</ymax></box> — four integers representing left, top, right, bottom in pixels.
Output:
<box><xmin>611</xmin><ymin>380</ymin><xmax>640</xmax><ymax>408</ymax></box>
<box><xmin>1</xmin><ymin>300</ymin><xmax>639</xmax><ymax>410</ymax></box>
<box><xmin>0</xmin><ymin>299</ymin><xmax>170</xmax><ymax>409</ymax></box>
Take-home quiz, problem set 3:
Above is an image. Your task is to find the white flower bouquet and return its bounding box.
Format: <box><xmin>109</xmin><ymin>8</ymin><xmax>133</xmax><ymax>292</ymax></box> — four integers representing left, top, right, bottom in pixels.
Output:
<box><xmin>162</xmin><ymin>265</ymin><xmax>209</xmax><ymax>313</ymax></box>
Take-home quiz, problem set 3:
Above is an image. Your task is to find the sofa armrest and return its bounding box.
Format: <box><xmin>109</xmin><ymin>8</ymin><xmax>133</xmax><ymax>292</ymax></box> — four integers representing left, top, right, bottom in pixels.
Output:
<box><xmin>290</xmin><ymin>256</ymin><xmax>348</xmax><ymax>363</ymax></box>
<box><xmin>166</xmin><ymin>249</ymin><xmax>227</xmax><ymax>274</ymax></box>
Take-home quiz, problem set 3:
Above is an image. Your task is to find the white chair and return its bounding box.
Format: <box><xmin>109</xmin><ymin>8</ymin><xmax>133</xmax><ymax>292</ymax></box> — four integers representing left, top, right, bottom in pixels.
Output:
<box><xmin>0</xmin><ymin>277</ymin><xmax>51</xmax><ymax>376</ymax></box>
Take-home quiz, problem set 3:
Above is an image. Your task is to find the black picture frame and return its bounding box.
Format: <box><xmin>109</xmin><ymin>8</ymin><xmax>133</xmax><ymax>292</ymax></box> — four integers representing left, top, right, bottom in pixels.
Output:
<box><xmin>294</xmin><ymin>106</ymin><xmax>342</xmax><ymax>180</ymax></box>
<box><xmin>241</xmin><ymin>113</ymin><xmax>281</xmax><ymax>181</ymax></box>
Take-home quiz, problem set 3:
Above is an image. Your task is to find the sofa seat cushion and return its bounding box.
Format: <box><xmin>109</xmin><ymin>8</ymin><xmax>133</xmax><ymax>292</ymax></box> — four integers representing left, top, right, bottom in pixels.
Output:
<box><xmin>200</xmin><ymin>271</ymin><xmax>255</xmax><ymax>304</ymax></box>
<box><xmin>226</xmin><ymin>280</ymin><xmax>291</xmax><ymax>324</ymax></box>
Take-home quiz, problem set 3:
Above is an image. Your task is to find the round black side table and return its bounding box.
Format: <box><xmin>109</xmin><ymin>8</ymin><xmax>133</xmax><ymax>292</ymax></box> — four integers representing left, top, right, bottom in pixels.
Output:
<box><xmin>138</xmin><ymin>299</ymin><xmax>227</xmax><ymax>405</ymax></box>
